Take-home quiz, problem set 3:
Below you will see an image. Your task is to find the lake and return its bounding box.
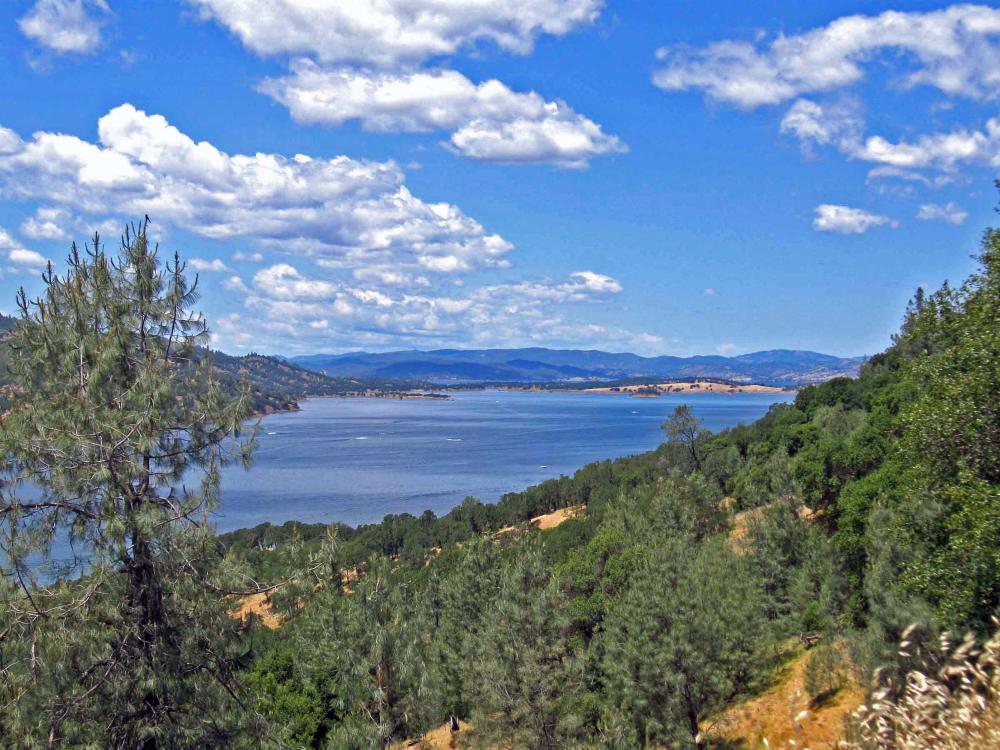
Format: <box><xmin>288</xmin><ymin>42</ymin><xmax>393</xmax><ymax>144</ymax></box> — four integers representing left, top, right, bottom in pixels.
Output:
<box><xmin>216</xmin><ymin>389</ymin><xmax>793</xmax><ymax>532</ymax></box>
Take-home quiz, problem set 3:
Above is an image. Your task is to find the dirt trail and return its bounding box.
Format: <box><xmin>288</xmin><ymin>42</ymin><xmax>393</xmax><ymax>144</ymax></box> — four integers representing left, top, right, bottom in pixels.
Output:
<box><xmin>705</xmin><ymin>648</ymin><xmax>863</xmax><ymax>749</ymax></box>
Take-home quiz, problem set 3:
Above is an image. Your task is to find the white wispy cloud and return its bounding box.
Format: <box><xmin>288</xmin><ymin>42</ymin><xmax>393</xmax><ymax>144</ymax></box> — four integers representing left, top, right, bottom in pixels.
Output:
<box><xmin>18</xmin><ymin>0</ymin><xmax>110</xmax><ymax>55</ymax></box>
<box><xmin>653</xmin><ymin>5</ymin><xmax>1000</xmax><ymax>108</ymax></box>
<box><xmin>781</xmin><ymin>99</ymin><xmax>1000</xmax><ymax>177</ymax></box>
<box><xmin>261</xmin><ymin>64</ymin><xmax>624</xmax><ymax>168</ymax></box>
<box><xmin>779</xmin><ymin>99</ymin><xmax>862</xmax><ymax>151</ymax></box>
<box><xmin>212</xmin><ymin>262</ymin><xmax>642</xmax><ymax>353</ymax></box>
<box><xmin>0</xmin><ymin>104</ymin><xmax>512</xmax><ymax>275</ymax></box>
<box><xmin>188</xmin><ymin>0</ymin><xmax>603</xmax><ymax>67</ymax></box>
<box><xmin>916</xmin><ymin>201</ymin><xmax>968</xmax><ymax>225</ymax></box>
<box><xmin>0</xmin><ymin>228</ymin><xmax>48</xmax><ymax>268</ymax></box>
<box><xmin>189</xmin><ymin>257</ymin><xmax>230</xmax><ymax>272</ymax></box>
<box><xmin>812</xmin><ymin>204</ymin><xmax>897</xmax><ymax>234</ymax></box>
<box><xmin>232</xmin><ymin>250</ymin><xmax>263</xmax><ymax>262</ymax></box>
<box><xmin>851</xmin><ymin>119</ymin><xmax>1000</xmax><ymax>172</ymax></box>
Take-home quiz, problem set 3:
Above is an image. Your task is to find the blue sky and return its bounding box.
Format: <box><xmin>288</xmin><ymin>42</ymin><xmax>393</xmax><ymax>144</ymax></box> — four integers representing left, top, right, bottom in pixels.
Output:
<box><xmin>0</xmin><ymin>1</ymin><xmax>996</xmax><ymax>358</ymax></box>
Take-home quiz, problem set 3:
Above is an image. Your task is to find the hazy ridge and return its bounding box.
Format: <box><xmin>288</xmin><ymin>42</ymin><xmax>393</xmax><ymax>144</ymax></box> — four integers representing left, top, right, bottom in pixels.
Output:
<box><xmin>291</xmin><ymin>347</ymin><xmax>864</xmax><ymax>386</ymax></box>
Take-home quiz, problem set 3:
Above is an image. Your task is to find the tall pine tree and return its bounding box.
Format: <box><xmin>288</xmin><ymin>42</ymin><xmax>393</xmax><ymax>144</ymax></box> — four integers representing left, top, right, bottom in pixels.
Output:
<box><xmin>0</xmin><ymin>222</ymin><xmax>266</xmax><ymax>748</ymax></box>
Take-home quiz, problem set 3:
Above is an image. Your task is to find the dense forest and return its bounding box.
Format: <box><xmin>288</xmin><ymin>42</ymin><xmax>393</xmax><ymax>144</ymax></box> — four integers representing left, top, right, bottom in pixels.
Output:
<box><xmin>0</xmin><ymin>216</ymin><xmax>997</xmax><ymax>748</ymax></box>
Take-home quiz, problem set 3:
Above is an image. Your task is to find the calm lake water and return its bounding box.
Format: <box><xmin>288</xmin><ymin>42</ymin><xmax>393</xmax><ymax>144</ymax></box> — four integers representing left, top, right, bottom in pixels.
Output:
<box><xmin>216</xmin><ymin>390</ymin><xmax>792</xmax><ymax>532</ymax></box>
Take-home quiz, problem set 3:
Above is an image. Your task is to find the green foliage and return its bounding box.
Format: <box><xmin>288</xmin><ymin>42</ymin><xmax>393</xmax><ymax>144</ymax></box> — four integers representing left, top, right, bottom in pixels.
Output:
<box><xmin>237</xmin><ymin>216</ymin><xmax>1000</xmax><ymax>746</ymax></box>
<box><xmin>600</xmin><ymin>537</ymin><xmax>764</xmax><ymax>749</ymax></box>
<box><xmin>557</xmin><ymin>526</ymin><xmax>643</xmax><ymax>639</ymax></box>
<box><xmin>661</xmin><ymin>404</ymin><xmax>709</xmax><ymax>473</ymax></box>
<box><xmin>463</xmin><ymin>544</ymin><xmax>585</xmax><ymax>749</ymax></box>
<box><xmin>6</xmin><ymin>204</ymin><xmax>1000</xmax><ymax>749</ymax></box>
<box><xmin>803</xmin><ymin>642</ymin><xmax>851</xmax><ymax>703</ymax></box>
<box><xmin>292</xmin><ymin>560</ymin><xmax>426</xmax><ymax>749</ymax></box>
<box><xmin>0</xmin><ymin>223</ymin><xmax>266</xmax><ymax>748</ymax></box>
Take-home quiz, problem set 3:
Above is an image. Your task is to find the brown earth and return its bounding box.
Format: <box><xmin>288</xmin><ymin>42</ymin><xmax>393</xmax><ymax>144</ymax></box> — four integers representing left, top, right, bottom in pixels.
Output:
<box><xmin>391</xmin><ymin>720</ymin><xmax>470</xmax><ymax>749</ymax></box>
<box><xmin>495</xmin><ymin>504</ymin><xmax>585</xmax><ymax>537</ymax></box>
<box><xmin>230</xmin><ymin>591</ymin><xmax>281</xmax><ymax>629</ymax></box>
<box><xmin>729</xmin><ymin>502</ymin><xmax>816</xmax><ymax>554</ymax></box>
<box><xmin>585</xmin><ymin>381</ymin><xmax>791</xmax><ymax>396</ymax></box>
<box><xmin>704</xmin><ymin>648</ymin><xmax>864</xmax><ymax>750</ymax></box>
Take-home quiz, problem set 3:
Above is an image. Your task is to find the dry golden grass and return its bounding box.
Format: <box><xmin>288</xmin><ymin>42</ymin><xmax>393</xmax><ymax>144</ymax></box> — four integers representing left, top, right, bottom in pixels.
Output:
<box><xmin>584</xmin><ymin>381</ymin><xmax>789</xmax><ymax>395</ymax></box>
<box><xmin>391</xmin><ymin>720</ymin><xmax>469</xmax><ymax>749</ymax></box>
<box><xmin>495</xmin><ymin>504</ymin><xmax>585</xmax><ymax>537</ymax></box>
<box><xmin>834</xmin><ymin>622</ymin><xmax>1000</xmax><ymax>749</ymax></box>
<box><xmin>230</xmin><ymin>591</ymin><xmax>281</xmax><ymax>629</ymax></box>
<box><xmin>531</xmin><ymin>505</ymin><xmax>585</xmax><ymax>529</ymax></box>
<box><xmin>706</xmin><ymin>644</ymin><xmax>864</xmax><ymax>750</ymax></box>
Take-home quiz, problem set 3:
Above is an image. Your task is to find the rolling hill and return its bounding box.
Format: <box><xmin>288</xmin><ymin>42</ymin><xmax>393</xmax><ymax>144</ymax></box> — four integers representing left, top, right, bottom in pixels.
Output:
<box><xmin>291</xmin><ymin>347</ymin><xmax>864</xmax><ymax>387</ymax></box>
<box><xmin>0</xmin><ymin>313</ymin><xmax>379</xmax><ymax>415</ymax></box>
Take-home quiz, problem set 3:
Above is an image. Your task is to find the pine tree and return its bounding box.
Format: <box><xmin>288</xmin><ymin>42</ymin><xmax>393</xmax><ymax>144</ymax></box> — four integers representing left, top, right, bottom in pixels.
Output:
<box><xmin>661</xmin><ymin>405</ymin><xmax>707</xmax><ymax>473</ymax></box>
<box><xmin>294</xmin><ymin>558</ymin><xmax>424</xmax><ymax>749</ymax></box>
<box><xmin>0</xmin><ymin>222</ymin><xmax>265</xmax><ymax>748</ymax></box>
<box><xmin>464</xmin><ymin>543</ymin><xmax>585</xmax><ymax>750</ymax></box>
<box><xmin>600</xmin><ymin>537</ymin><xmax>763</xmax><ymax>749</ymax></box>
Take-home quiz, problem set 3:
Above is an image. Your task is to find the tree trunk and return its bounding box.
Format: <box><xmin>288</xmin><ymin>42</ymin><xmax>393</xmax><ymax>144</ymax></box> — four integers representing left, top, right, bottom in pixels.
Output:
<box><xmin>687</xmin><ymin>705</ymin><xmax>703</xmax><ymax>750</ymax></box>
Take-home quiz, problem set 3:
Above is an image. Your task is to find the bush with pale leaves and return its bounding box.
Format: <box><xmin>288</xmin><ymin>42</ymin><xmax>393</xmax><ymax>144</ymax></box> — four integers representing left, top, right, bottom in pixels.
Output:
<box><xmin>839</xmin><ymin>622</ymin><xmax>1000</xmax><ymax>749</ymax></box>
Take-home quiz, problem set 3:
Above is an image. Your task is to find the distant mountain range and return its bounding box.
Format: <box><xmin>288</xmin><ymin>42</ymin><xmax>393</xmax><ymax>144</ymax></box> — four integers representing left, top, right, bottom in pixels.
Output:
<box><xmin>0</xmin><ymin>314</ymin><xmax>399</xmax><ymax>415</ymax></box>
<box><xmin>291</xmin><ymin>348</ymin><xmax>865</xmax><ymax>387</ymax></box>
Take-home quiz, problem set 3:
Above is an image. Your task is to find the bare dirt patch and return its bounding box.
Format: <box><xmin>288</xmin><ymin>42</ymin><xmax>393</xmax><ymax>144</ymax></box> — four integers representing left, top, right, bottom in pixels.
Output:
<box><xmin>496</xmin><ymin>504</ymin><xmax>586</xmax><ymax>536</ymax></box>
<box><xmin>585</xmin><ymin>381</ymin><xmax>791</xmax><ymax>396</ymax></box>
<box><xmin>230</xmin><ymin>591</ymin><xmax>281</xmax><ymax>629</ymax></box>
<box><xmin>705</xmin><ymin>647</ymin><xmax>864</xmax><ymax>749</ymax></box>
<box><xmin>392</xmin><ymin>720</ymin><xmax>469</xmax><ymax>749</ymax></box>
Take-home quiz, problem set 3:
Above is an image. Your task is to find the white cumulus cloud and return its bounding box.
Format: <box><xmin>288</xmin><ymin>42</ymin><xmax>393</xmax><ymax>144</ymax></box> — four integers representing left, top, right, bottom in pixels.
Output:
<box><xmin>212</xmin><ymin>261</ymin><xmax>636</xmax><ymax>353</ymax></box>
<box><xmin>812</xmin><ymin>204</ymin><xmax>897</xmax><ymax>234</ymax></box>
<box><xmin>779</xmin><ymin>98</ymin><xmax>1000</xmax><ymax>180</ymax></box>
<box><xmin>188</xmin><ymin>0</ymin><xmax>603</xmax><ymax>67</ymax></box>
<box><xmin>0</xmin><ymin>228</ymin><xmax>48</xmax><ymax>268</ymax></box>
<box><xmin>851</xmin><ymin>119</ymin><xmax>1000</xmax><ymax>172</ymax></box>
<box><xmin>653</xmin><ymin>5</ymin><xmax>1000</xmax><ymax>108</ymax></box>
<box><xmin>21</xmin><ymin>207</ymin><xmax>73</xmax><ymax>240</ymax></box>
<box><xmin>261</xmin><ymin>63</ymin><xmax>624</xmax><ymax>167</ymax></box>
<box><xmin>189</xmin><ymin>257</ymin><xmax>230</xmax><ymax>272</ymax></box>
<box><xmin>18</xmin><ymin>0</ymin><xmax>110</xmax><ymax>55</ymax></box>
<box><xmin>0</xmin><ymin>104</ymin><xmax>512</xmax><ymax>275</ymax></box>
<box><xmin>779</xmin><ymin>99</ymin><xmax>862</xmax><ymax>150</ymax></box>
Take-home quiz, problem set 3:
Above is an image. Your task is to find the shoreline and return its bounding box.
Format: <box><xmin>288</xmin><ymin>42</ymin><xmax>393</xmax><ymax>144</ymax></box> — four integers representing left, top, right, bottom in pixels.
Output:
<box><xmin>576</xmin><ymin>380</ymin><xmax>792</xmax><ymax>396</ymax></box>
<box><xmin>255</xmin><ymin>379</ymin><xmax>795</xmax><ymax>418</ymax></box>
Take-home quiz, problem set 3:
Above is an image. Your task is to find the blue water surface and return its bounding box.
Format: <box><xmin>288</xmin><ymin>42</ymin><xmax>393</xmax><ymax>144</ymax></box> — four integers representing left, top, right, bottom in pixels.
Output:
<box><xmin>216</xmin><ymin>389</ymin><xmax>792</xmax><ymax>531</ymax></box>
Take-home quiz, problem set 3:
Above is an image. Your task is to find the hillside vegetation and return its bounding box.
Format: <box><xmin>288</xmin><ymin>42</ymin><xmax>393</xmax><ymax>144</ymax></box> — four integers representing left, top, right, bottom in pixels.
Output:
<box><xmin>219</xmin><ymin>221</ymin><xmax>999</xmax><ymax>748</ymax></box>
<box><xmin>1</xmin><ymin>218</ymin><xmax>996</xmax><ymax>749</ymax></box>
